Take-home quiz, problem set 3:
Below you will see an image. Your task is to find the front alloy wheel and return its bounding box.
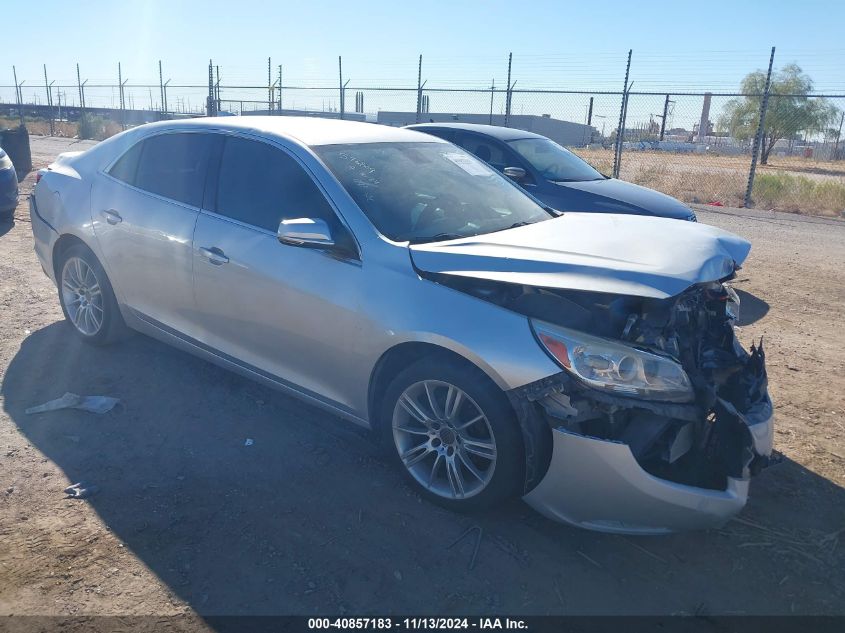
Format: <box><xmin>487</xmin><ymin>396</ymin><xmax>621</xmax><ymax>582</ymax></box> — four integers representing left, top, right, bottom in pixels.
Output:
<box><xmin>382</xmin><ymin>357</ymin><xmax>523</xmax><ymax>511</ymax></box>
<box><xmin>393</xmin><ymin>380</ymin><xmax>497</xmax><ymax>500</ymax></box>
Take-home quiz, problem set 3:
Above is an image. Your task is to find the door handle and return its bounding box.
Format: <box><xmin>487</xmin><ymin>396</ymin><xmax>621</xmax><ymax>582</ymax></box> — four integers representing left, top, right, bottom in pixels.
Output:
<box><xmin>199</xmin><ymin>246</ymin><xmax>229</xmax><ymax>266</ymax></box>
<box><xmin>102</xmin><ymin>209</ymin><xmax>122</xmax><ymax>225</ymax></box>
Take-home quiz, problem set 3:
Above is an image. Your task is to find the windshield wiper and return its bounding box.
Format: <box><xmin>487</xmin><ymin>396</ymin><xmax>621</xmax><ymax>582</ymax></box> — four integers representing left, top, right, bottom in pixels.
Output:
<box><xmin>408</xmin><ymin>232</ymin><xmax>468</xmax><ymax>244</ymax></box>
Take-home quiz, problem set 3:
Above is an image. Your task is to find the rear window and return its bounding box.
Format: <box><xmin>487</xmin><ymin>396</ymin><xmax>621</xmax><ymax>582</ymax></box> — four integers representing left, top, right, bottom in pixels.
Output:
<box><xmin>107</xmin><ymin>141</ymin><xmax>143</xmax><ymax>184</ymax></box>
<box><xmin>117</xmin><ymin>133</ymin><xmax>215</xmax><ymax>207</ymax></box>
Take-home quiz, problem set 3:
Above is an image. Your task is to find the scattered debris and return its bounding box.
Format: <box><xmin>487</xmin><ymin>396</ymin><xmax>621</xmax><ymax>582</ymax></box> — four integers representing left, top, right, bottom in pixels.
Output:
<box><xmin>26</xmin><ymin>392</ymin><xmax>120</xmax><ymax>415</ymax></box>
<box><xmin>447</xmin><ymin>525</ymin><xmax>483</xmax><ymax>571</ymax></box>
<box><xmin>64</xmin><ymin>482</ymin><xmax>99</xmax><ymax>499</ymax></box>
<box><xmin>244</xmin><ymin>438</ymin><xmax>254</xmax><ymax>446</ymax></box>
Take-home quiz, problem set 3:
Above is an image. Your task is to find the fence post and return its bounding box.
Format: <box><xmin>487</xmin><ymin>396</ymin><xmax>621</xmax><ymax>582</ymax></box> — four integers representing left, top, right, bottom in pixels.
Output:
<box><xmin>159</xmin><ymin>61</ymin><xmax>165</xmax><ymax>115</ymax></box>
<box><xmin>504</xmin><ymin>52</ymin><xmax>512</xmax><ymax>127</ymax></box>
<box><xmin>744</xmin><ymin>47</ymin><xmax>776</xmax><ymax>208</ymax></box>
<box><xmin>834</xmin><ymin>111</ymin><xmax>844</xmax><ymax>161</ymax></box>
<box><xmin>43</xmin><ymin>65</ymin><xmax>55</xmax><ymax>136</ymax></box>
<box><xmin>216</xmin><ymin>65</ymin><xmax>221</xmax><ymax>113</ymax></box>
<box><xmin>659</xmin><ymin>94</ymin><xmax>670</xmax><ymax>140</ymax></box>
<box><xmin>76</xmin><ymin>64</ymin><xmax>84</xmax><ymax>116</ymax></box>
<box><xmin>13</xmin><ymin>66</ymin><xmax>24</xmax><ymax>127</ymax></box>
<box><xmin>612</xmin><ymin>50</ymin><xmax>632</xmax><ymax>179</ymax></box>
<box><xmin>278</xmin><ymin>65</ymin><xmax>283</xmax><ymax>111</ymax></box>
<box><xmin>338</xmin><ymin>56</ymin><xmax>345</xmax><ymax>120</ymax></box>
<box><xmin>415</xmin><ymin>55</ymin><xmax>423</xmax><ymax>124</ymax></box>
<box><xmin>207</xmin><ymin>59</ymin><xmax>216</xmax><ymax>117</ymax></box>
<box><xmin>267</xmin><ymin>57</ymin><xmax>272</xmax><ymax>112</ymax></box>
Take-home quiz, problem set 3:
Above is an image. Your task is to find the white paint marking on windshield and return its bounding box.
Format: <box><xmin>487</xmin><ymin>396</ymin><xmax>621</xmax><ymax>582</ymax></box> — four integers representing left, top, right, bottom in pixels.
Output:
<box><xmin>442</xmin><ymin>152</ymin><xmax>491</xmax><ymax>177</ymax></box>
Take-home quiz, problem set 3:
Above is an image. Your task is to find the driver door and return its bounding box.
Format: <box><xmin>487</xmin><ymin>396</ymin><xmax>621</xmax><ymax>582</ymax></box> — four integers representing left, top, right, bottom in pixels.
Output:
<box><xmin>191</xmin><ymin>134</ymin><xmax>364</xmax><ymax>411</ymax></box>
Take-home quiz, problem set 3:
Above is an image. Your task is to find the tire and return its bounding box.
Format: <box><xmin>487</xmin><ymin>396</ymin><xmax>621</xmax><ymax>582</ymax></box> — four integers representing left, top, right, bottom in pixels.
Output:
<box><xmin>57</xmin><ymin>243</ymin><xmax>128</xmax><ymax>345</ymax></box>
<box><xmin>380</xmin><ymin>355</ymin><xmax>524</xmax><ymax>511</ymax></box>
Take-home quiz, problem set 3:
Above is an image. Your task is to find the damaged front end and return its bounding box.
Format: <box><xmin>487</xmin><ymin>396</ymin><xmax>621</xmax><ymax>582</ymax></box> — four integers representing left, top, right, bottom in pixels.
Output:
<box><xmin>431</xmin><ymin>272</ymin><xmax>774</xmax><ymax>534</ymax></box>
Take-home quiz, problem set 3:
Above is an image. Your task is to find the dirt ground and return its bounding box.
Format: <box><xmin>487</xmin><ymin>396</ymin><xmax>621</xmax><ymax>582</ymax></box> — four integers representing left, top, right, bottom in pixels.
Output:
<box><xmin>0</xmin><ymin>136</ymin><xmax>844</xmax><ymax>623</ymax></box>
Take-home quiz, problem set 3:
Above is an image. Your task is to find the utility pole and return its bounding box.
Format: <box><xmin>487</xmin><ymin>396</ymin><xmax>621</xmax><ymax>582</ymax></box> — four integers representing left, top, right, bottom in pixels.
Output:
<box><xmin>612</xmin><ymin>49</ymin><xmax>632</xmax><ymax>178</ymax></box>
<box><xmin>268</xmin><ymin>57</ymin><xmax>272</xmax><ymax>112</ymax></box>
<box><xmin>504</xmin><ymin>52</ymin><xmax>513</xmax><ymax>127</ymax></box>
<box><xmin>744</xmin><ymin>46</ymin><xmax>776</xmax><ymax>208</ymax></box>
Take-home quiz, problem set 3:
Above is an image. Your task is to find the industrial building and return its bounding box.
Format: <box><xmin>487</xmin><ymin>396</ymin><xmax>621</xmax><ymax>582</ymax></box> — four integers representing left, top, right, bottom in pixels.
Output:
<box><xmin>377</xmin><ymin>111</ymin><xmax>595</xmax><ymax>147</ymax></box>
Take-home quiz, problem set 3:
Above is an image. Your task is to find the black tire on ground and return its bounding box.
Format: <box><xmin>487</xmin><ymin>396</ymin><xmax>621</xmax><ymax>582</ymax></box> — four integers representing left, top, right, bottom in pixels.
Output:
<box><xmin>379</xmin><ymin>355</ymin><xmax>524</xmax><ymax>511</ymax></box>
<box><xmin>57</xmin><ymin>243</ymin><xmax>129</xmax><ymax>346</ymax></box>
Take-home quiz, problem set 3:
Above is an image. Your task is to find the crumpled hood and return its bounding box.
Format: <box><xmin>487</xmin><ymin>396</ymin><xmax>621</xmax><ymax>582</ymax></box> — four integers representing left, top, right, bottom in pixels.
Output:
<box><xmin>409</xmin><ymin>213</ymin><xmax>751</xmax><ymax>299</ymax></box>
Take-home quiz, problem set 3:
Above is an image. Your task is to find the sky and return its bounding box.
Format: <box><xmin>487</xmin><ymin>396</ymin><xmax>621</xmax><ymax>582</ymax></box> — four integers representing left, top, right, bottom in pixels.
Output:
<box><xmin>2</xmin><ymin>0</ymin><xmax>844</xmax><ymax>128</ymax></box>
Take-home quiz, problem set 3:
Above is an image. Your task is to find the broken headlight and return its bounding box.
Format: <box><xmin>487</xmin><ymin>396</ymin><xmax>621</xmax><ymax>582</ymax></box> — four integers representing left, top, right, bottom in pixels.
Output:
<box><xmin>532</xmin><ymin>320</ymin><xmax>694</xmax><ymax>403</ymax></box>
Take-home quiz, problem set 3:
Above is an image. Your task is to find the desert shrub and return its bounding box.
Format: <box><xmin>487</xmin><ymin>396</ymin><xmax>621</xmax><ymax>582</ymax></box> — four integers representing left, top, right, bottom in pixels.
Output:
<box><xmin>78</xmin><ymin>114</ymin><xmax>106</xmax><ymax>140</ymax></box>
<box><xmin>753</xmin><ymin>172</ymin><xmax>845</xmax><ymax>216</ymax></box>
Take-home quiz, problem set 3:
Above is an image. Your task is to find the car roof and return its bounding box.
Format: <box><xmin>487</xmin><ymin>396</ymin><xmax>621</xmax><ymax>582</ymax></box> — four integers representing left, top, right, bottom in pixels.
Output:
<box><xmin>127</xmin><ymin>116</ymin><xmax>446</xmax><ymax>147</ymax></box>
<box><xmin>406</xmin><ymin>122</ymin><xmax>544</xmax><ymax>141</ymax></box>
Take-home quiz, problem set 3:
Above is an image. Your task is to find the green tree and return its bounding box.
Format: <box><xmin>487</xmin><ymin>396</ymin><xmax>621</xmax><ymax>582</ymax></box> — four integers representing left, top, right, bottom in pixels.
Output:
<box><xmin>720</xmin><ymin>64</ymin><xmax>839</xmax><ymax>164</ymax></box>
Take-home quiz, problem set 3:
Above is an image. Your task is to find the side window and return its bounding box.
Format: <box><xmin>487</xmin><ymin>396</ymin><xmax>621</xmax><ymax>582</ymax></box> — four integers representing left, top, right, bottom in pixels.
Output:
<box><xmin>453</xmin><ymin>133</ymin><xmax>509</xmax><ymax>171</ymax></box>
<box><xmin>134</xmin><ymin>133</ymin><xmax>215</xmax><ymax>207</ymax></box>
<box><xmin>215</xmin><ymin>136</ymin><xmax>339</xmax><ymax>233</ymax></box>
<box><xmin>429</xmin><ymin>128</ymin><xmax>456</xmax><ymax>143</ymax></box>
<box><xmin>108</xmin><ymin>141</ymin><xmax>144</xmax><ymax>184</ymax></box>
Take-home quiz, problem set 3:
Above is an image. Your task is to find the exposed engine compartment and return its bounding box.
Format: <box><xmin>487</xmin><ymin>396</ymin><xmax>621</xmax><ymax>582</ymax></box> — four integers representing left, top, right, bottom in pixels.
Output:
<box><xmin>423</xmin><ymin>271</ymin><xmax>772</xmax><ymax>493</ymax></box>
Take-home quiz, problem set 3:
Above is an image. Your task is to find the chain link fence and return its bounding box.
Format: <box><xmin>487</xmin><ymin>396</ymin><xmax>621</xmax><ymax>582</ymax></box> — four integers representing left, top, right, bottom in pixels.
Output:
<box><xmin>3</xmin><ymin>53</ymin><xmax>843</xmax><ymax>215</ymax></box>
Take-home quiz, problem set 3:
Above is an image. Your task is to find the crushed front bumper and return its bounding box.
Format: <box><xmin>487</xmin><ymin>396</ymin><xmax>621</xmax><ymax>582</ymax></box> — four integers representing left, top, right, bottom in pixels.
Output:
<box><xmin>512</xmin><ymin>353</ymin><xmax>774</xmax><ymax>534</ymax></box>
<box><xmin>523</xmin><ymin>421</ymin><xmax>764</xmax><ymax>535</ymax></box>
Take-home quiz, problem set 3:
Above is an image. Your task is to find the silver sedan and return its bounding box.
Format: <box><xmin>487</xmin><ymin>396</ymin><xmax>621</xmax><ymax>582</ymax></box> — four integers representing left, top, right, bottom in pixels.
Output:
<box><xmin>30</xmin><ymin>117</ymin><xmax>773</xmax><ymax>534</ymax></box>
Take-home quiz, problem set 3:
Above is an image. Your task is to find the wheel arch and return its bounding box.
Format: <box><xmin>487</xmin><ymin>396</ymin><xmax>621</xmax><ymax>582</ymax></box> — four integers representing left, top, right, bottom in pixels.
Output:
<box><xmin>52</xmin><ymin>233</ymin><xmax>92</xmax><ymax>279</ymax></box>
<box><xmin>367</xmin><ymin>341</ymin><xmax>515</xmax><ymax>433</ymax></box>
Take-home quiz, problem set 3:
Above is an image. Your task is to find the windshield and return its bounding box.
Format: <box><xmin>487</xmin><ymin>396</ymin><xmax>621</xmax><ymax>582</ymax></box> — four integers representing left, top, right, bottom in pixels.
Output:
<box><xmin>507</xmin><ymin>137</ymin><xmax>604</xmax><ymax>182</ymax></box>
<box><xmin>316</xmin><ymin>142</ymin><xmax>553</xmax><ymax>243</ymax></box>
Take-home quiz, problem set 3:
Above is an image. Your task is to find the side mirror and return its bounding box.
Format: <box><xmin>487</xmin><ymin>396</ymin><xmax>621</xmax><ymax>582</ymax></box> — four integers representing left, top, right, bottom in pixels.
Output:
<box><xmin>278</xmin><ymin>217</ymin><xmax>335</xmax><ymax>248</ymax></box>
<box><xmin>503</xmin><ymin>166</ymin><xmax>527</xmax><ymax>182</ymax></box>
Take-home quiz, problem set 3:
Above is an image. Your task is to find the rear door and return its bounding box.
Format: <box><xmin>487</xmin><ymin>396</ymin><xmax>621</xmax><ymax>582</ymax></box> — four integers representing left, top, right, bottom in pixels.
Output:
<box><xmin>191</xmin><ymin>134</ymin><xmax>365</xmax><ymax>411</ymax></box>
<box><xmin>91</xmin><ymin>131</ymin><xmax>218</xmax><ymax>333</ymax></box>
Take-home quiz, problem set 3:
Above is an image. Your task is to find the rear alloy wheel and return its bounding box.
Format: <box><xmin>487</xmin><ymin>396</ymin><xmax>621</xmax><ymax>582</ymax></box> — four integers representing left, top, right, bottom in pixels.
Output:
<box><xmin>61</xmin><ymin>256</ymin><xmax>105</xmax><ymax>336</ymax></box>
<box><xmin>382</xmin><ymin>357</ymin><xmax>523</xmax><ymax>510</ymax></box>
<box><xmin>58</xmin><ymin>244</ymin><xmax>128</xmax><ymax>345</ymax></box>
